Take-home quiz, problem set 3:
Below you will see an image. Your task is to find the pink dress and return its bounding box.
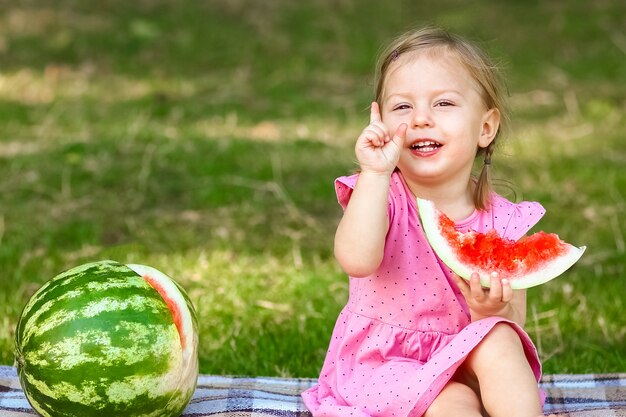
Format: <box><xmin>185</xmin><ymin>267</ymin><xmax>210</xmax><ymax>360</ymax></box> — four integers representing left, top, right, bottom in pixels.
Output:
<box><xmin>301</xmin><ymin>172</ymin><xmax>546</xmax><ymax>417</ymax></box>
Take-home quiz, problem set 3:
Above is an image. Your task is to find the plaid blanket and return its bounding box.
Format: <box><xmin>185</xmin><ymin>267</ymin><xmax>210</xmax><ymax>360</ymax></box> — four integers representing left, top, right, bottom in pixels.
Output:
<box><xmin>0</xmin><ymin>366</ymin><xmax>624</xmax><ymax>416</ymax></box>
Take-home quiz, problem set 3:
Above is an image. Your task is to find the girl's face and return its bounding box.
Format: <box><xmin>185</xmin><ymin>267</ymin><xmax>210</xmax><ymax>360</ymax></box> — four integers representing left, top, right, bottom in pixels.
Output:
<box><xmin>381</xmin><ymin>51</ymin><xmax>500</xmax><ymax>193</ymax></box>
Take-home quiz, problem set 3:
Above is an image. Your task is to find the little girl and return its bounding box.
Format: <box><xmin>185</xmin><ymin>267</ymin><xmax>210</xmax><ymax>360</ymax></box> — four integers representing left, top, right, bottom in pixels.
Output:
<box><xmin>302</xmin><ymin>27</ymin><xmax>558</xmax><ymax>417</ymax></box>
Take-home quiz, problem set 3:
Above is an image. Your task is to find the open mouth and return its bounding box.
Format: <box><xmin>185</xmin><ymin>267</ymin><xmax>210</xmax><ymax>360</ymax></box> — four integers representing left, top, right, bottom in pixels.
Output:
<box><xmin>410</xmin><ymin>139</ymin><xmax>443</xmax><ymax>153</ymax></box>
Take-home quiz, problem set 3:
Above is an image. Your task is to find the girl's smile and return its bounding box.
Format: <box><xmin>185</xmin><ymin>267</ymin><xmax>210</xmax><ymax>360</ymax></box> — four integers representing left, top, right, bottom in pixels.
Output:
<box><xmin>409</xmin><ymin>138</ymin><xmax>443</xmax><ymax>157</ymax></box>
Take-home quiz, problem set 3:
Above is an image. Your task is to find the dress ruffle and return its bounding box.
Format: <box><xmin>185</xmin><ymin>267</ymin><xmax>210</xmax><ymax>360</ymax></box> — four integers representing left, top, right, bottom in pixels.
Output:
<box><xmin>302</xmin><ymin>309</ymin><xmax>541</xmax><ymax>417</ymax></box>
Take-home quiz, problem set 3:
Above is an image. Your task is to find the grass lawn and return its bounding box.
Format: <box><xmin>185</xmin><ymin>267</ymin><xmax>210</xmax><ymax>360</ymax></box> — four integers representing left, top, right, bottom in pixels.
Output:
<box><xmin>1</xmin><ymin>1</ymin><xmax>624</xmax><ymax>377</ymax></box>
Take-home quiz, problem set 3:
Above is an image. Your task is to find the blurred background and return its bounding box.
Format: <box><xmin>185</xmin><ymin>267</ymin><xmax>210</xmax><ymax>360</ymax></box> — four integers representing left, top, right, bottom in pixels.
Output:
<box><xmin>1</xmin><ymin>0</ymin><xmax>624</xmax><ymax>376</ymax></box>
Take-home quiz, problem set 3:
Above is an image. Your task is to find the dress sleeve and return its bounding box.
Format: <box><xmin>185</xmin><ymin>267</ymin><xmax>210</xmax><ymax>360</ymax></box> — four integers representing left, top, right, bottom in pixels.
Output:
<box><xmin>491</xmin><ymin>195</ymin><xmax>546</xmax><ymax>241</ymax></box>
<box><xmin>334</xmin><ymin>174</ymin><xmax>359</xmax><ymax>210</ymax></box>
<box><xmin>334</xmin><ymin>173</ymin><xmax>399</xmax><ymax>222</ymax></box>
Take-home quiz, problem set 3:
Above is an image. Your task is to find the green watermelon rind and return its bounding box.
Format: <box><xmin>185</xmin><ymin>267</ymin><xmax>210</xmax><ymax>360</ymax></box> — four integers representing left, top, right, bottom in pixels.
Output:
<box><xmin>14</xmin><ymin>260</ymin><xmax>198</xmax><ymax>417</ymax></box>
<box><xmin>416</xmin><ymin>198</ymin><xmax>586</xmax><ymax>289</ymax></box>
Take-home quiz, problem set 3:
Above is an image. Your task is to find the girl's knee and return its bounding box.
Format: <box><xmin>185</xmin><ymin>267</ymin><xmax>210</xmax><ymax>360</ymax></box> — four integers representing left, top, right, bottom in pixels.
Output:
<box><xmin>486</xmin><ymin>323</ymin><xmax>523</xmax><ymax>347</ymax></box>
<box><xmin>469</xmin><ymin>323</ymin><xmax>525</xmax><ymax>362</ymax></box>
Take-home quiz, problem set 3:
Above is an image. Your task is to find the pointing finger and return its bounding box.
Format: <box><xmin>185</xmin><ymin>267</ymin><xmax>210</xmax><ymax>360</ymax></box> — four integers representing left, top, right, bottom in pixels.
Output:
<box><xmin>370</xmin><ymin>101</ymin><xmax>382</xmax><ymax>124</ymax></box>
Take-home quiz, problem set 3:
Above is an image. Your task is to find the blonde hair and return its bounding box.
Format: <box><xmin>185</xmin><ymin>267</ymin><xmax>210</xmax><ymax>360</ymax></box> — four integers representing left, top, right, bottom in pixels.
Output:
<box><xmin>374</xmin><ymin>27</ymin><xmax>510</xmax><ymax>210</ymax></box>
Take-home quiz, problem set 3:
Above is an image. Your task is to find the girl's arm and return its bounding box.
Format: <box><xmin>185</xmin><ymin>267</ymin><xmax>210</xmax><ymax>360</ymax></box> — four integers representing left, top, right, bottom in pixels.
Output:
<box><xmin>506</xmin><ymin>288</ymin><xmax>527</xmax><ymax>327</ymax></box>
<box><xmin>334</xmin><ymin>102</ymin><xmax>407</xmax><ymax>277</ymax></box>
<box><xmin>334</xmin><ymin>172</ymin><xmax>391</xmax><ymax>277</ymax></box>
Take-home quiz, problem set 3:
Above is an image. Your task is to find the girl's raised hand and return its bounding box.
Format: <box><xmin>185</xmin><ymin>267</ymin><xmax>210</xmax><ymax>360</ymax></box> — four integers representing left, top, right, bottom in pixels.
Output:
<box><xmin>355</xmin><ymin>102</ymin><xmax>407</xmax><ymax>175</ymax></box>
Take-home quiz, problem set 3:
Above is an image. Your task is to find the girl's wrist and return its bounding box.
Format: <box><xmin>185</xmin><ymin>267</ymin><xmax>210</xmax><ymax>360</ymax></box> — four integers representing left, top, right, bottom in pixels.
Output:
<box><xmin>469</xmin><ymin>304</ymin><xmax>513</xmax><ymax>322</ymax></box>
<box><xmin>356</xmin><ymin>171</ymin><xmax>394</xmax><ymax>191</ymax></box>
<box><xmin>358</xmin><ymin>169</ymin><xmax>395</xmax><ymax>180</ymax></box>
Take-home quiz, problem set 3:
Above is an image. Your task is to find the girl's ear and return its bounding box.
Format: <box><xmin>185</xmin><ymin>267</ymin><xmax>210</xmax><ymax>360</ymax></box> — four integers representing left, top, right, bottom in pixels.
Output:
<box><xmin>478</xmin><ymin>108</ymin><xmax>501</xmax><ymax>148</ymax></box>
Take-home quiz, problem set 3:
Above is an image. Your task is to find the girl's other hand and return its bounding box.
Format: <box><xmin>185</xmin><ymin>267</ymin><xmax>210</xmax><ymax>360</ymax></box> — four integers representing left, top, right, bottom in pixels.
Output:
<box><xmin>355</xmin><ymin>102</ymin><xmax>407</xmax><ymax>175</ymax></box>
<box><xmin>452</xmin><ymin>272</ymin><xmax>515</xmax><ymax>321</ymax></box>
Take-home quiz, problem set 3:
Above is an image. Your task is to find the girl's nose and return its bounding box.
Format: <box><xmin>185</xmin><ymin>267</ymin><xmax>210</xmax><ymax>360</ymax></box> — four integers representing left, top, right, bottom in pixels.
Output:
<box><xmin>411</xmin><ymin>107</ymin><xmax>434</xmax><ymax>128</ymax></box>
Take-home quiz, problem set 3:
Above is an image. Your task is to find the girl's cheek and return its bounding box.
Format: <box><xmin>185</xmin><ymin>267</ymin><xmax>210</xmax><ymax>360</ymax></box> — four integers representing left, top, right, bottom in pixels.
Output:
<box><xmin>385</xmin><ymin>118</ymin><xmax>403</xmax><ymax>134</ymax></box>
<box><xmin>385</xmin><ymin>112</ymin><xmax>409</xmax><ymax>128</ymax></box>
<box><xmin>381</xmin><ymin>114</ymin><xmax>398</xmax><ymax>131</ymax></box>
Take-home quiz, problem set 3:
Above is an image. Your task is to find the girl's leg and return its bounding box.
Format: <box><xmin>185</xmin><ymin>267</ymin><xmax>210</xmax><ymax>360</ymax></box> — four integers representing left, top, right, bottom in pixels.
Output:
<box><xmin>461</xmin><ymin>323</ymin><xmax>544</xmax><ymax>417</ymax></box>
<box><xmin>423</xmin><ymin>381</ymin><xmax>482</xmax><ymax>417</ymax></box>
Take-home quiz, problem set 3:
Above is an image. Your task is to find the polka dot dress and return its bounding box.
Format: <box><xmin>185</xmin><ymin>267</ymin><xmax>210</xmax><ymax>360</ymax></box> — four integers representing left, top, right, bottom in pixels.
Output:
<box><xmin>301</xmin><ymin>172</ymin><xmax>546</xmax><ymax>417</ymax></box>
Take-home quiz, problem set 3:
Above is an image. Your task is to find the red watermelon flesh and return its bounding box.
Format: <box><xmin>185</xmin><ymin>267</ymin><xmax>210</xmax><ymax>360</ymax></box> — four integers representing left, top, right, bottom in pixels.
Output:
<box><xmin>142</xmin><ymin>273</ymin><xmax>186</xmax><ymax>348</ymax></box>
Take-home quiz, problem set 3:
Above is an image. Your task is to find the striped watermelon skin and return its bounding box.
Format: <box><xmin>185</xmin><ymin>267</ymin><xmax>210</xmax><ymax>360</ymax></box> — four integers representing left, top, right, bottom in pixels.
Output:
<box><xmin>14</xmin><ymin>260</ymin><xmax>198</xmax><ymax>417</ymax></box>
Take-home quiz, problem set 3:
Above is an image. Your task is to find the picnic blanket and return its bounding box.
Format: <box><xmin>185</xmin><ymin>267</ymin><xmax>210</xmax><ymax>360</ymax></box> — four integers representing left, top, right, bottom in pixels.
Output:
<box><xmin>0</xmin><ymin>366</ymin><xmax>624</xmax><ymax>416</ymax></box>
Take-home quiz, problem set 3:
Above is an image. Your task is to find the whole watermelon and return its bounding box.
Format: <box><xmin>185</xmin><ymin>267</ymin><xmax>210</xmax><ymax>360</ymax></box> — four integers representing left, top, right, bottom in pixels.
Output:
<box><xmin>14</xmin><ymin>260</ymin><xmax>199</xmax><ymax>417</ymax></box>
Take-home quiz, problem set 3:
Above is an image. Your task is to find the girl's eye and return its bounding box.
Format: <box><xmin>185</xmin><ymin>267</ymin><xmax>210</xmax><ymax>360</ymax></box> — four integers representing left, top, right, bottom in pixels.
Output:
<box><xmin>435</xmin><ymin>100</ymin><xmax>454</xmax><ymax>107</ymax></box>
<box><xmin>393</xmin><ymin>104</ymin><xmax>411</xmax><ymax>111</ymax></box>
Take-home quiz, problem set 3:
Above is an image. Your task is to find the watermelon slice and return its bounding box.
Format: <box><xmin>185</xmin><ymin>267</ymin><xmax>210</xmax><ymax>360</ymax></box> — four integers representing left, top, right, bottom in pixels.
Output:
<box><xmin>417</xmin><ymin>198</ymin><xmax>586</xmax><ymax>289</ymax></box>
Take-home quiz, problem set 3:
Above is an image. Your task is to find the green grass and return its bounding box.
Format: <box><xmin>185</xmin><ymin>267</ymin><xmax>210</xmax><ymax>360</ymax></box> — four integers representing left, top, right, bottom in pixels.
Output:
<box><xmin>1</xmin><ymin>0</ymin><xmax>625</xmax><ymax>377</ymax></box>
